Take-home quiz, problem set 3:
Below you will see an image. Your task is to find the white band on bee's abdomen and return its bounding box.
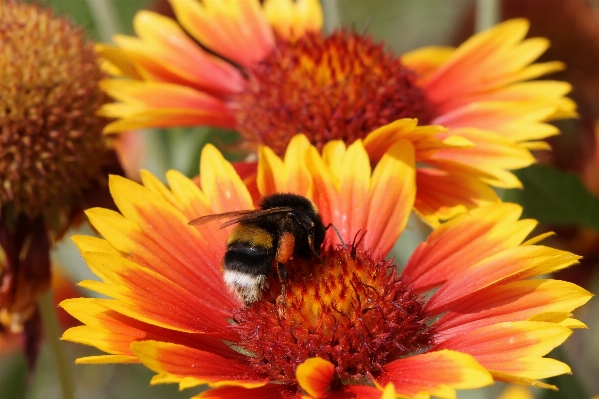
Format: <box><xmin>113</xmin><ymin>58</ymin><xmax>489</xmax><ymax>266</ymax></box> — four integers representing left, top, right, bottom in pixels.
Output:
<box><xmin>223</xmin><ymin>270</ymin><xmax>267</xmax><ymax>304</ymax></box>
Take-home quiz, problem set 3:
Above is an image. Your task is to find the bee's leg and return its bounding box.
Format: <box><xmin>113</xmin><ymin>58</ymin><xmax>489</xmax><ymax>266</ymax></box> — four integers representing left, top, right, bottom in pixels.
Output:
<box><xmin>276</xmin><ymin>262</ymin><xmax>287</xmax><ymax>305</ymax></box>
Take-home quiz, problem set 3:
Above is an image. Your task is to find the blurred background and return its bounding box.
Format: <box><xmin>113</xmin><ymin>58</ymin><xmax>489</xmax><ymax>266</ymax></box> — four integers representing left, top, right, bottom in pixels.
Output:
<box><xmin>2</xmin><ymin>0</ymin><xmax>599</xmax><ymax>398</ymax></box>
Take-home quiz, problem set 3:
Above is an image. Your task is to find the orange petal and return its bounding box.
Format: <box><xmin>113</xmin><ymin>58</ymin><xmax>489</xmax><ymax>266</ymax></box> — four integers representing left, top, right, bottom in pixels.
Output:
<box><xmin>283</xmin><ymin>134</ymin><xmax>313</xmax><ymax>197</ymax></box>
<box><xmin>344</xmin><ymin>383</ymin><xmax>398</xmax><ymax>399</ymax></box>
<box><xmin>168</xmin><ymin>0</ymin><xmax>274</xmax><ymax>67</ymax></box>
<box><xmin>414</xmin><ymin>168</ymin><xmax>500</xmax><ymax>227</ymax></box>
<box><xmin>257</xmin><ymin>144</ymin><xmax>288</xmax><ymax>195</ymax></box>
<box><xmin>131</xmin><ymin>11</ymin><xmax>243</xmax><ymax>96</ymax></box>
<box><xmin>435</xmin><ymin>80</ymin><xmax>575</xmax><ymax>119</ymax></box>
<box><xmin>307</xmin><ymin>145</ymin><xmax>342</xmax><ymax>242</ymax></box>
<box><xmin>401</xmin><ymin>46</ymin><xmax>455</xmax><ymax>85</ymax></box>
<box><xmin>296</xmin><ymin>357</ymin><xmax>335</xmax><ymax>398</ymax></box>
<box><xmin>403</xmin><ymin>203</ymin><xmax>533</xmax><ymax>291</ymax></box>
<box><xmin>75</xmin><ymin>355</ymin><xmax>138</xmax><ymax>364</ymax></box>
<box><xmin>433</xmin><ymin>280</ymin><xmax>592</xmax><ymax>343</ymax></box>
<box><xmin>362</xmin><ymin>119</ymin><xmax>450</xmax><ymax>164</ymax></box>
<box><xmin>61</xmin><ymin>298</ymin><xmax>240</xmax><ymax>360</ymax></box>
<box><xmin>87</xmin><ymin>176</ymin><xmax>239</xmax><ymax>314</ymax></box>
<box><xmin>433</xmin><ymin>101</ymin><xmax>559</xmax><ymax>144</ymax></box>
<box><xmin>263</xmin><ymin>0</ymin><xmax>323</xmax><ymax>39</ymax></box>
<box><xmin>378</xmin><ymin>349</ymin><xmax>493</xmax><ymax>399</ymax></box>
<box><xmin>196</xmin><ymin>384</ymin><xmax>296</xmax><ymax>399</ymax></box>
<box><xmin>424</xmin><ymin>19</ymin><xmax>546</xmax><ymax>103</ymax></box>
<box><xmin>95</xmin><ymin>43</ymin><xmax>142</xmax><ymax>79</ymax></box>
<box><xmin>257</xmin><ymin>134</ymin><xmax>313</xmax><ymax>197</ymax></box>
<box><xmin>365</xmin><ymin>139</ymin><xmax>416</xmax><ymax>255</ymax></box>
<box><xmin>336</xmin><ymin>140</ymin><xmax>371</xmax><ymax>247</ymax></box>
<box><xmin>131</xmin><ymin>340</ymin><xmax>269</xmax><ymax>388</ymax></box>
<box><xmin>434</xmin><ymin>321</ymin><xmax>572</xmax><ymax>381</ymax></box>
<box><xmin>78</xmin><ymin>252</ymin><xmax>234</xmax><ymax>335</ymax></box>
<box><xmin>425</xmin><ymin>245</ymin><xmax>581</xmax><ymax>315</ymax></box>
<box><xmin>430</xmin><ymin>128</ymin><xmax>535</xmax><ymax>188</ymax></box>
<box><xmin>200</xmin><ymin>144</ymin><xmax>254</xmax><ymax>214</ymax></box>
<box><xmin>99</xmin><ymin>80</ymin><xmax>236</xmax><ymax>133</ymax></box>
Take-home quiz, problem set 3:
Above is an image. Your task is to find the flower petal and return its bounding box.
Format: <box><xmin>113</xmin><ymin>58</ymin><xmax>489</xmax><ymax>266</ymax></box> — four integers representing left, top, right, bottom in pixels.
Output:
<box><xmin>365</xmin><ymin>139</ymin><xmax>416</xmax><ymax>255</ymax></box>
<box><xmin>131</xmin><ymin>11</ymin><xmax>243</xmax><ymax>96</ymax></box>
<box><xmin>168</xmin><ymin>0</ymin><xmax>274</xmax><ymax>67</ymax></box>
<box><xmin>424</xmin><ymin>19</ymin><xmax>541</xmax><ymax>103</ymax></box>
<box><xmin>425</xmin><ymin>245</ymin><xmax>580</xmax><ymax>315</ymax></box>
<box><xmin>307</xmin><ymin>146</ymin><xmax>342</xmax><ymax>243</ymax></box>
<box><xmin>433</xmin><ymin>101</ymin><xmax>559</xmax><ymax>144</ymax></box>
<box><xmin>362</xmin><ymin>119</ymin><xmax>450</xmax><ymax>164</ymax></box>
<box><xmin>77</xmin><ymin>252</ymin><xmax>233</xmax><ymax>335</ymax></box>
<box><xmin>61</xmin><ymin>298</ymin><xmax>240</xmax><ymax>361</ymax></box>
<box><xmin>344</xmin><ymin>383</ymin><xmax>398</xmax><ymax>399</ymax></box>
<box><xmin>434</xmin><ymin>321</ymin><xmax>572</xmax><ymax>382</ymax></box>
<box><xmin>414</xmin><ymin>168</ymin><xmax>500</xmax><ymax>227</ymax></box>
<box><xmin>200</xmin><ymin>144</ymin><xmax>254</xmax><ymax>214</ymax></box>
<box><xmin>336</xmin><ymin>140</ymin><xmax>371</xmax><ymax>246</ymax></box>
<box><xmin>430</xmin><ymin>128</ymin><xmax>535</xmax><ymax>188</ymax></box>
<box><xmin>296</xmin><ymin>357</ymin><xmax>335</xmax><ymax>398</ymax></box>
<box><xmin>378</xmin><ymin>349</ymin><xmax>493</xmax><ymax>399</ymax></box>
<box><xmin>95</xmin><ymin>43</ymin><xmax>142</xmax><ymax>79</ymax></box>
<box><xmin>258</xmin><ymin>134</ymin><xmax>313</xmax><ymax>197</ymax></box>
<box><xmin>401</xmin><ymin>46</ymin><xmax>455</xmax><ymax>85</ymax></box>
<box><xmin>99</xmin><ymin>80</ymin><xmax>236</xmax><ymax>133</ymax></box>
<box><xmin>196</xmin><ymin>384</ymin><xmax>297</xmax><ymax>399</ymax></box>
<box><xmin>263</xmin><ymin>0</ymin><xmax>323</xmax><ymax>39</ymax></box>
<box><xmin>435</xmin><ymin>80</ymin><xmax>575</xmax><ymax>120</ymax></box>
<box><xmin>131</xmin><ymin>340</ymin><xmax>269</xmax><ymax>388</ymax></box>
<box><xmin>433</xmin><ymin>280</ymin><xmax>592</xmax><ymax>343</ymax></box>
<box><xmin>403</xmin><ymin>203</ymin><xmax>534</xmax><ymax>291</ymax></box>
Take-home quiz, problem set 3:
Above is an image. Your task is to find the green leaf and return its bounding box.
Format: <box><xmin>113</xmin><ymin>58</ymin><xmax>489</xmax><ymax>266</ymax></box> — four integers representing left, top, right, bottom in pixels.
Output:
<box><xmin>503</xmin><ymin>164</ymin><xmax>599</xmax><ymax>231</ymax></box>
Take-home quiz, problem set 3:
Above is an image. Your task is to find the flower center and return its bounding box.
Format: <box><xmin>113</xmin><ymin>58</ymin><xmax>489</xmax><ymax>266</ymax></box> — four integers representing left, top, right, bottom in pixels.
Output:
<box><xmin>0</xmin><ymin>2</ymin><xmax>110</xmax><ymax>218</ymax></box>
<box><xmin>231</xmin><ymin>245</ymin><xmax>432</xmax><ymax>384</ymax></box>
<box><xmin>233</xmin><ymin>30</ymin><xmax>436</xmax><ymax>156</ymax></box>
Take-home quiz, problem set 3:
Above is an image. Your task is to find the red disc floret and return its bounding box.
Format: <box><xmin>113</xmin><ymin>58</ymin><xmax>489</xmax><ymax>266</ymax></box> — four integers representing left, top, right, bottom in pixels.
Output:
<box><xmin>234</xmin><ymin>30</ymin><xmax>436</xmax><ymax>155</ymax></box>
<box><xmin>231</xmin><ymin>245</ymin><xmax>432</xmax><ymax>384</ymax></box>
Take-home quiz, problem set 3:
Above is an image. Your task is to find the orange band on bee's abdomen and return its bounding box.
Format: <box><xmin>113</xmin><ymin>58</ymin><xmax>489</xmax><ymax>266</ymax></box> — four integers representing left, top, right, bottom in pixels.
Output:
<box><xmin>228</xmin><ymin>225</ymin><xmax>274</xmax><ymax>248</ymax></box>
<box><xmin>276</xmin><ymin>232</ymin><xmax>295</xmax><ymax>263</ymax></box>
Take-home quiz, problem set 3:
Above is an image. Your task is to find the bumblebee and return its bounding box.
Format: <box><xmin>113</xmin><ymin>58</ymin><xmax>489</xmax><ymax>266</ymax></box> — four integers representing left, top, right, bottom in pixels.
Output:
<box><xmin>189</xmin><ymin>193</ymin><xmax>326</xmax><ymax>304</ymax></box>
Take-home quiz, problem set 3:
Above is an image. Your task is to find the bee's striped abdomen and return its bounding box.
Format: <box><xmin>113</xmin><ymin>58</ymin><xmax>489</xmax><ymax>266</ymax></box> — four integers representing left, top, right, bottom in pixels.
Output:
<box><xmin>223</xmin><ymin>224</ymin><xmax>276</xmax><ymax>303</ymax></box>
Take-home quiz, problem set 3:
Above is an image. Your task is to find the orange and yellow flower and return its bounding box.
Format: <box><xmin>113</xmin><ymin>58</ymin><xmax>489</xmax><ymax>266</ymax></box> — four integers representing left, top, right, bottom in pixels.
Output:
<box><xmin>97</xmin><ymin>1</ymin><xmax>575</xmax><ymax>225</ymax></box>
<box><xmin>61</xmin><ymin>136</ymin><xmax>590</xmax><ymax>399</ymax></box>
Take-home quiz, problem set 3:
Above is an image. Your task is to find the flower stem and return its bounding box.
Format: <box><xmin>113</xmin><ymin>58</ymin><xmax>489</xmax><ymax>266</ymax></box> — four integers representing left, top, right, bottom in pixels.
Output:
<box><xmin>38</xmin><ymin>290</ymin><xmax>75</xmax><ymax>399</ymax></box>
<box><xmin>475</xmin><ymin>0</ymin><xmax>501</xmax><ymax>32</ymax></box>
<box><xmin>85</xmin><ymin>0</ymin><xmax>122</xmax><ymax>41</ymax></box>
<box><xmin>322</xmin><ymin>0</ymin><xmax>340</xmax><ymax>33</ymax></box>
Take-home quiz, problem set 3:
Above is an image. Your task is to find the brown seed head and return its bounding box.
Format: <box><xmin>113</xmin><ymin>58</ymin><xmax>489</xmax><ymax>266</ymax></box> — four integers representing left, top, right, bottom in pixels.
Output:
<box><xmin>0</xmin><ymin>1</ymin><xmax>110</xmax><ymax>218</ymax></box>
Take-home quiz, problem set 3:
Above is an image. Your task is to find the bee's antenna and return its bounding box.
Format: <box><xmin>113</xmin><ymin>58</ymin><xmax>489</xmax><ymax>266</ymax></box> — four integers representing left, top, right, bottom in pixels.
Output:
<box><xmin>325</xmin><ymin>223</ymin><xmax>346</xmax><ymax>250</ymax></box>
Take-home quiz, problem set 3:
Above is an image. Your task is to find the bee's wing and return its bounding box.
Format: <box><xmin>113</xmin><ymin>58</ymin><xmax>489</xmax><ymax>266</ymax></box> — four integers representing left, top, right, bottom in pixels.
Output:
<box><xmin>188</xmin><ymin>207</ymin><xmax>296</xmax><ymax>230</ymax></box>
<box><xmin>188</xmin><ymin>210</ymin><xmax>256</xmax><ymax>226</ymax></box>
<box><xmin>218</xmin><ymin>207</ymin><xmax>295</xmax><ymax>229</ymax></box>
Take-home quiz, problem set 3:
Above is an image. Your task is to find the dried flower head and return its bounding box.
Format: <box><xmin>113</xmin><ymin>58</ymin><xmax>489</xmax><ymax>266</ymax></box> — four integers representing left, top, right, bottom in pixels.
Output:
<box><xmin>0</xmin><ymin>0</ymin><xmax>110</xmax><ymax>219</ymax></box>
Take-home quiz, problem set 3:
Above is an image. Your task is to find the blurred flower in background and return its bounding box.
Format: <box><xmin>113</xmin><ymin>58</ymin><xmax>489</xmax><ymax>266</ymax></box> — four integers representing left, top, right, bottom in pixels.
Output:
<box><xmin>96</xmin><ymin>0</ymin><xmax>576</xmax><ymax>225</ymax></box>
<box><xmin>0</xmin><ymin>264</ymin><xmax>83</xmax><ymax>355</ymax></box>
<box><xmin>496</xmin><ymin>386</ymin><xmax>535</xmax><ymax>399</ymax></box>
<box><xmin>0</xmin><ymin>0</ymin><xmax>124</xmax><ymax>366</ymax></box>
<box><xmin>61</xmin><ymin>138</ymin><xmax>590</xmax><ymax>398</ymax></box>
